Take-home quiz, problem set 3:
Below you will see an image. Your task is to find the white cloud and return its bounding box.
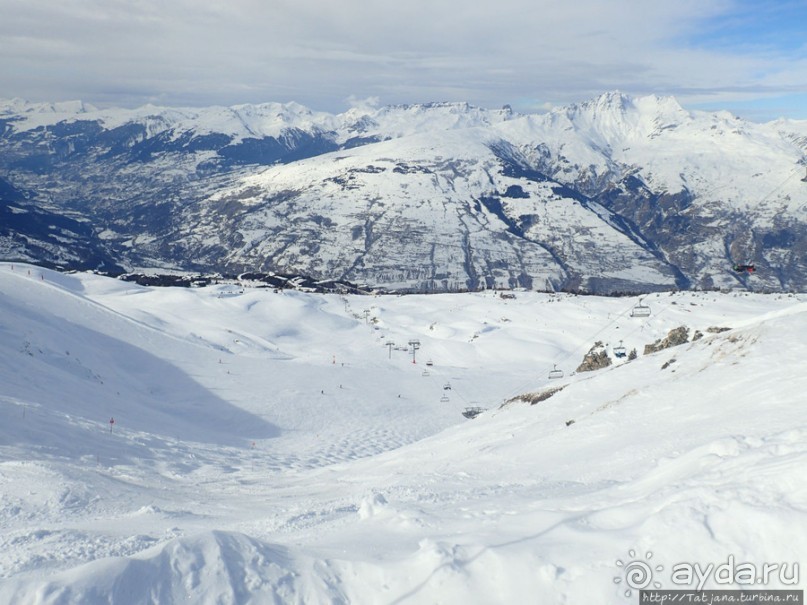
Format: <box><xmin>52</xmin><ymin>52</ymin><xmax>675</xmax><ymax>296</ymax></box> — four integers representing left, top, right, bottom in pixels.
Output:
<box><xmin>346</xmin><ymin>95</ymin><xmax>381</xmax><ymax>110</ymax></box>
<box><xmin>1</xmin><ymin>0</ymin><xmax>805</xmax><ymax>119</ymax></box>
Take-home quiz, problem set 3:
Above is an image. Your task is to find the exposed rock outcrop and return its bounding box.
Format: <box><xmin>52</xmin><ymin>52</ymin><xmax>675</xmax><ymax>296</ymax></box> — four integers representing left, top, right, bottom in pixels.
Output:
<box><xmin>644</xmin><ymin>326</ymin><xmax>690</xmax><ymax>355</ymax></box>
<box><xmin>507</xmin><ymin>385</ymin><xmax>566</xmax><ymax>406</ymax></box>
<box><xmin>576</xmin><ymin>341</ymin><xmax>612</xmax><ymax>373</ymax></box>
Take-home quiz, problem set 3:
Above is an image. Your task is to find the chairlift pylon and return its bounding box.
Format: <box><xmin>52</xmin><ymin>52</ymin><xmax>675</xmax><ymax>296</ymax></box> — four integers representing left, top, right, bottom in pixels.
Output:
<box><xmin>548</xmin><ymin>364</ymin><xmax>564</xmax><ymax>379</ymax></box>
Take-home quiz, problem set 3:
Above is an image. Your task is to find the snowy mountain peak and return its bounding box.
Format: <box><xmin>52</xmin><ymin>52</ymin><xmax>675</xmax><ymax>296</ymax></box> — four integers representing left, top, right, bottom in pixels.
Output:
<box><xmin>0</xmin><ymin>97</ymin><xmax>98</xmax><ymax>116</ymax></box>
<box><xmin>552</xmin><ymin>91</ymin><xmax>692</xmax><ymax>144</ymax></box>
<box><xmin>576</xmin><ymin>90</ymin><xmax>688</xmax><ymax>119</ymax></box>
<box><xmin>633</xmin><ymin>92</ymin><xmax>688</xmax><ymax>120</ymax></box>
<box><xmin>587</xmin><ymin>89</ymin><xmax>634</xmax><ymax>112</ymax></box>
<box><xmin>330</xmin><ymin>101</ymin><xmax>518</xmax><ymax>142</ymax></box>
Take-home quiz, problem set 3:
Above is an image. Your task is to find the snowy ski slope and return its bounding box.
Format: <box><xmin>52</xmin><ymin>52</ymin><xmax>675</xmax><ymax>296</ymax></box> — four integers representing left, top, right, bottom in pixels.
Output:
<box><xmin>0</xmin><ymin>263</ymin><xmax>805</xmax><ymax>603</ymax></box>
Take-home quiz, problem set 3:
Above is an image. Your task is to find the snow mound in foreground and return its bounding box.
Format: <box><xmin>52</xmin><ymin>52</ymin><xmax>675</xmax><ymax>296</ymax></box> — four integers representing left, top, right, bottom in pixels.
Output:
<box><xmin>0</xmin><ymin>531</ymin><xmax>347</xmax><ymax>605</ymax></box>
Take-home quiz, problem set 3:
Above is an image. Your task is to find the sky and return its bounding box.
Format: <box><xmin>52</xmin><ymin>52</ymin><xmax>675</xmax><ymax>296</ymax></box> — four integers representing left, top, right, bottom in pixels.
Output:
<box><xmin>1</xmin><ymin>0</ymin><xmax>807</xmax><ymax>121</ymax></box>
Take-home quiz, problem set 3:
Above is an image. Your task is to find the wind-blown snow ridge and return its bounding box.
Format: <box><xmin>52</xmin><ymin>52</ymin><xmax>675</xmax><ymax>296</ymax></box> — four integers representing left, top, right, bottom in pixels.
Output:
<box><xmin>1</xmin><ymin>264</ymin><xmax>805</xmax><ymax>603</ymax></box>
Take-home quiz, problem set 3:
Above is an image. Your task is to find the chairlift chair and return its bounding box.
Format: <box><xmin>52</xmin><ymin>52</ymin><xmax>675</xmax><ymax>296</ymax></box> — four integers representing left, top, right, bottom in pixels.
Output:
<box><xmin>631</xmin><ymin>302</ymin><xmax>651</xmax><ymax>318</ymax></box>
<box><xmin>440</xmin><ymin>394</ymin><xmax>450</xmax><ymax>403</ymax></box>
<box><xmin>613</xmin><ymin>341</ymin><xmax>627</xmax><ymax>358</ymax></box>
<box><xmin>422</xmin><ymin>369</ymin><xmax>430</xmax><ymax>376</ymax></box>
<box><xmin>443</xmin><ymin>382</ymin><xmax>451</xmax><ymax>390</ymax></box>
<box><xmin>426</xmin><ymin>359</ymin><xmax>434</xmax><ymax>367</ymax></box>
<box><xmin>548</xmin><ymin>364</ymin><xmax>564</xmax><ymax>379</ymax></box>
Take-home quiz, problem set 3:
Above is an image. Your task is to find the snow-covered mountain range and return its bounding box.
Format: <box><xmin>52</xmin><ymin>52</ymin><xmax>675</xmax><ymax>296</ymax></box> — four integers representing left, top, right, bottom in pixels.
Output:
<box><xmin>2</xmin><ymin>92</ymin><xmax>806</xmax><ymax>293</ymax></box>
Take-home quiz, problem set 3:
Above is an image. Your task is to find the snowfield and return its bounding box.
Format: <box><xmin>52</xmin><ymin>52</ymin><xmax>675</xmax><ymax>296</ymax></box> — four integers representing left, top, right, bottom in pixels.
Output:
<box><xmin>0</xmin><ymin>263</ymin><xmax>805</xmax><ymax>604</ymax></box>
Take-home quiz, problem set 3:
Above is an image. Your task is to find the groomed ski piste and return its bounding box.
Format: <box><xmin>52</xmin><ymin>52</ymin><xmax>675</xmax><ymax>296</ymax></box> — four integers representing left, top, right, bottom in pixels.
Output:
<box><xmin>0</xmin><ymin>262</ymin><xmax>805</xmax><ymax>604</ymax></box>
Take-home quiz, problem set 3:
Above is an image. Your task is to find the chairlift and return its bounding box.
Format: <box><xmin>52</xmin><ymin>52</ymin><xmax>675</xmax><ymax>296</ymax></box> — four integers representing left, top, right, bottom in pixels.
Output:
<box><xmin>426</xmin><ymin>359</ymin><xmax>434</xmax><ymax>367</ymax></box>
<box><xmin>548</xmin><ymin>364</ymin><xmax>564</xmax><ymax>379</ymax></box>
<box><xmin>802</xmin><ymin>166</ymin><xmax>807</xmax><ymax>183</ymax></box>
<box><xmin>614</xmin><ymin>340</ymin><xmax>627</xmax><ymax>358</ymax></box>
<box><xmin>422</xmin><ymin>369</ymin><xmax>430</xmax><ymax>376</ymax></box>
<box><xmin>443</xmin><ymin>382</ymin><xmax>452</xmax><ymax>390</ymax></box>
<box><xmin>630</xmin><ymin>302</ymin><xmax>651</xmax><ymax>318</ymax></box>
<box><xmin>440</xmin><ymin>394</ymin><xmax>450</xmax><ymax>403</ymax></box>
